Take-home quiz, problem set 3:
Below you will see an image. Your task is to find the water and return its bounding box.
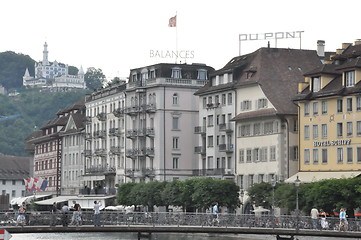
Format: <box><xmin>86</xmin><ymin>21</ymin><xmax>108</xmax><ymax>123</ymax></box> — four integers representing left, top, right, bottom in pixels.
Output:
<box><xmin>9</xmin><ymin>232</ymin><xmax>357</xmax><ymax>240</ymax></box>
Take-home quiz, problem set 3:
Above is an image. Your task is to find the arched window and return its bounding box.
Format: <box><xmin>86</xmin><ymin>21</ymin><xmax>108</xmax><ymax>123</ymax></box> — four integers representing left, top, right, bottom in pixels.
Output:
<box><xmin>173</xmin><ymin>93</ymin><xmax>179</xmax><ymax>105</ymax></box>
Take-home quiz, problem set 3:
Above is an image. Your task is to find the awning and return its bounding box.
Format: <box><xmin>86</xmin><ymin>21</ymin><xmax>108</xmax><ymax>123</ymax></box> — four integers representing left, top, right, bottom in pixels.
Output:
<box><xmin>81</xmin><ymin>175</ymin><xmax>105</xmax><ymax>181</ymax></box>
<box><xmin>285</xmin><ymin>171</ymin><xmax>361</xmax><ymax>183</ymax></box>
<box><xmin>10</xmin><ymin>194</ymin><xmax>52</xmax><ymax>206</ymax></box>
<box><xmin>35</xmin><ymin>195</ymin><xmax>77</xmax><ymax>205</ymax></box>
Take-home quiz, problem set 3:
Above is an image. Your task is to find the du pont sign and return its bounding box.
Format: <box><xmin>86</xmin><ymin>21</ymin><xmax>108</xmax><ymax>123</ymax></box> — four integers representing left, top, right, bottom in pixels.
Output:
<box><xmin>239</xmin><ymin>31</ymin><xmax>304</xmax><ymax>41</ymax></box>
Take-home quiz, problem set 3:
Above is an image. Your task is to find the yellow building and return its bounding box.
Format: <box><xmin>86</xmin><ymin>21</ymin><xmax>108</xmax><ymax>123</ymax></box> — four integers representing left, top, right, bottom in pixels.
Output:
<box><xmin>291</xmin><ymin>40</ymin><xmax>361</xmax><ymax>182</ymax></box>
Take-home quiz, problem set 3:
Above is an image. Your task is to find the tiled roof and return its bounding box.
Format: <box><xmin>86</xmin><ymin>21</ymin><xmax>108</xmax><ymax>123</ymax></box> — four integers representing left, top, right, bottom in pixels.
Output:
<box><xmin>231</xmin><ymin>108</ymin><xmax>278</xmax><ymax>121</ymax></box>
<box><xmin>0</xmin><ymin>154</ymin><xmax>31</xmax><ymax>180</ymax></box>
<box><xmin>332</xmin><ymin>44</ymin><xmax>361</xmax><ymax>60</ymax></box>
<box><xmin>304</xmin><ymin>64</ymin><xmax>340</xmax><ymax>76</ymax></box>
<box><xmin>335</xmin><ymin>57</ymin><xmax>361</xmax><ymax>70</ymax></box>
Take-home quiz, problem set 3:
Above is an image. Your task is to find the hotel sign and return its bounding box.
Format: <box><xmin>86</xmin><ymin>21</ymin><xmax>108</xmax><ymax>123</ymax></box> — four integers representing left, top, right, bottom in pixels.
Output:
<box><xmin>150</xmin><ymin>50</ymin><xmax>195</xmax><ymax>59</ymax></box>
<box><xmin>239</xmin><ymin>31</ymin><xmax>304</xmax><ymax>41</ymax></box>
<box><xmin>313</xmin><ymin>139</ymin><xmax>351</xmax><ymax>147</ymax></box>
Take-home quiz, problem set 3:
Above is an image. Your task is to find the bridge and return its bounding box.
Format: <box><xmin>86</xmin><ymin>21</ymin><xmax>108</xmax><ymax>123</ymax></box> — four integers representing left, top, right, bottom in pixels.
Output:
<box><xmin>1</xmin><ymin>211</ymin><xmax>361</xmax><ymax>239</ymax></box>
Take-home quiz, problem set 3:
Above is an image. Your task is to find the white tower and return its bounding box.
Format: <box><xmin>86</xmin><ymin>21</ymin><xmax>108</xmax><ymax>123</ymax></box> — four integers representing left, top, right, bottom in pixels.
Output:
<box><xmin>42</xmin><ymin>42</ymin><xmax>49</xmax><ymax>66</ymax></box>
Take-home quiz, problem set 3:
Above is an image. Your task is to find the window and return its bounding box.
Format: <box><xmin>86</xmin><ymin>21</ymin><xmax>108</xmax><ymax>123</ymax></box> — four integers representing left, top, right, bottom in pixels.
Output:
<box><xmin>290</xmin><ymin>146</ymin><xmax>298</xmax><ymax>161</ymax></box>
<box><xmin>257</xmin><ymin>98</ymin><xmax>268</xmax><ymax>109</ymax></box>
<box><xmin>207</xmin><ymin>136</ymin><xmax>214</xmax><ymax>147</ymax></box>
<box><xmin>345</xmin><ymin>71</ymin><xmax>355</xmax><ymax>87</ymax></box>
<box><xmin>207</xmin><ymin>156</ymin><xmax>213</xmax><ymax>168</ymax></box>
<box><xmin>313</xmin><ymin>102</ymin><xmax>318</xmax><ymax>115</ymax></box>
<box><xmin>313</xmin><ymin>149</ymin><xmax>319</xmax><ymax>164</ymax></box>
<box><xmin>357</xmin><ymin>97</ymin><xmax>361</xmax><ymax>111</ymax></box>
<box><xmin>304</xmin><ymin>125</ymin><xmax>310</xmax><ymax>140</ymax></box>
<box><xmin>347</xmin><ymin>98</ymin><xmax>353</xmax><ymax>112</ymax></box>
<box><xmin>304</xmin><ymin>102</ymin><xmax>310</xmax><ymax>116</ymax></box>
<box><xmin>12</xmin><ymin>190</ymin><xmax>15</xmax><ymax>197</ymax></box>
<box><xmin>322</xmin><ymin>149</ymin><xmax>328</xmax><ymax>164</ymax></box>
<box><xmin>248</xmin><ymin>175</ymin><xmax>254</xmax><ymax>187</ymax></box>
<box><xmin>321</xmin><ymin>101</ymin><xmax>328</xmax><ymax>114</ymax></box>
<box><xmin>171</xmin><ymin>67</ymin><xmax>182</xmax><ymax>79</ymax></box>
<box><xmin>172</xmin><ymin>137</ymin><xmax>179</xmax><ymax>149</ymax></box>
<box><xmin>357</xmin><ymin>147</ymin><xmax>361</xmax><ymax>163</ymax></box>
<box><xmin>347</xmin><ymin>122</ymin><xmax>353</xmax><ymax>137</ymax></box>
<box><xmin>357</xmin><ymin>121</ymin><xmax>361</xmax><ymax>136</ymax></box>
<box><xmin>253</xmin><ymin>123</ymin><xmax>261</xmax><ymax>135</ymax></box>
<box><xmin>337</xmin><ymin>123</ymin><xmax>343</xmax><ymax>137</ymax></box>
<box><xmin>202</xmin><ymin>97</ymin><xmax>207</xmax><ymax>108</ymax></box>
<box><xmin>304</xmin><ymin>149</ymin><xmax>310</xmax><ymax>164</ymax></box>
<box><xmin>241</xmin><ymin>100</ymin><xmax>252</xmax><ymax>111</ymax></box>
<box><xmin>207</xmin><ymin>115</ymin><xmax>214</xmax><ymax>127</ymax></box>
<box><xmin>264</xmin><ymin>122</ymin><xmax>273</xmax><ymax>134</ymax></box>
<box><xmin>321</xmin><ymin>124</ymin><xmax>327</xmax><ymax>138</ymax></box>
<box><xmin>253</xmin><ymin>148</ymin><xmax>259</xmax><ymax>162</ymax></box>
<box><xmin>172</xmin><ymin>93</ymin><xmax>179</xmax><ymax>105</ymax></box>
<box><xmin>227</xmin><ymin>93</ymin><xmax>232</xmax><ymax>105</ymax></box>
<box><xmin>270</xmin><ymin>146</ymin><xmax>276</xmax><ymax>161</ymax></box>
<box><xmin>347</xmin><ymin>147</ymin><xmax>353</xmax><ymax>163</ymax></box>
<box><xmin>312</xmin><ymin>77</ymin><xmax>321</xmax><ymax>92</ymax></box>
<box><xmin>197</xmin><ymin>69</ymin><xmax>207</xmax><ymax>80</ymax></box>
<box><xmin>239</xmin><ymin>149</ymin><xmax>245</xmax><ymax>163</ymax></box>
<box><xmin>312</xmin><ymin>125</ymin><xmax>318</xmax><ymax>139</ymax></box>
<box><xmin>222</xmin><ymin>94</ymin><xmax>226</xmax><ymax>105</ymax></box>
<box><xmin>12</xmin><ymin>180</ymin><xmax>16</xmax><ymax>185</ymax></box>
<box><xmin>337</xmin><ymin>148</ymin><xmax>343</xmax><ymax>163</ymax></box>
<box><xmin>337</xmin><ymin>99</ymin><xmax>343</xmax><ymax>113</ymax></box>
<box><xmin>1</xmin><ymin>190</ymin><xmax>5</xmax><ymax>195</ymax></box>
<box><xmin>240</xmin><ymin>124</ymin><xmax>251</xmax><ymax>137</ymax></box>
<box><xmin>215</xmin><ymin>95</ymin><xmax>219</xmax><ymax>104</ymax></box>
<box><xmin>172</xmin><ymin>117</ymin><xmax>179</xmax><ymax>130</ymax></box>
<box><xmin>173</xmin><ymin>157</ymin><xmax>179</xmax><ymax>169</ymax></box>
<box><xmin>246</xmin><ymin>149</ymin><xmax>252</xmax><ymax>162</ymax></box>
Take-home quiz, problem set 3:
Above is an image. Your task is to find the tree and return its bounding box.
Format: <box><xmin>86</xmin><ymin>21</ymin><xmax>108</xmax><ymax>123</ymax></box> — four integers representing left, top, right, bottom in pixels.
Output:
<box><xmin>247</xmin><ymin>182</ymin><xmax>273</xmax><ymax>208</ymax></box>
<box><xmin>68</xmin><ymin>66</ymin><xmax>79</xmax><ymax>75</ymax></box>
<box><xmin>85</xmin><ymin>67</ymin><xmax>106</xmax><ymax>90</ymax></box>
<box><xmin>117</xmin><ymin>182</ymin><xmax>137</xmax><ymax>206</ymax></box>
<box><xmin>161</xmin><ymin>180</ymin><xmax>183</xmax><ymax>209</ymax></box>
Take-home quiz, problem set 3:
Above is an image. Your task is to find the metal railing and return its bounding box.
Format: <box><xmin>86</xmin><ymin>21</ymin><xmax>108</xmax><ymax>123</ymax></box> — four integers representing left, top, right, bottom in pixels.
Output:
<box><xmin>1</xmin><ymin>211</ymin><xmax>361</xmax><ymax>232</ymax></box>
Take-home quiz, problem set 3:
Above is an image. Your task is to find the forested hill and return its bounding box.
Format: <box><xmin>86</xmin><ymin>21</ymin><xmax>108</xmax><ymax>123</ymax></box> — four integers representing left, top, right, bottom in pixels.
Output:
<box><xmin>0</xmin><ymin>89</ymin><xmax>88</xmax><ymax>156</ymax></box>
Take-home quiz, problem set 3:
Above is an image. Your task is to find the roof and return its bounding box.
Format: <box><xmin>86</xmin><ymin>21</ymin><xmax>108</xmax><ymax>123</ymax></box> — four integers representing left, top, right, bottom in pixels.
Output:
<box><xmin>285</xmin><ymin>171</ymin><xmax>361</xmax><ymax>183</ymax></box>
<box><xmin>0</xmin><ymin>154</ymin><xmax>31</xmax><ymax>180</ymax></box>
<box><xmin>196</xmin><ymin>48</ymin><xmax>322</xmax><ymax>115</ymax></box>
<box><xmin>231</xmin><ymin>108</ymin><xmax>278</xmax><ymax>121</ymax></box>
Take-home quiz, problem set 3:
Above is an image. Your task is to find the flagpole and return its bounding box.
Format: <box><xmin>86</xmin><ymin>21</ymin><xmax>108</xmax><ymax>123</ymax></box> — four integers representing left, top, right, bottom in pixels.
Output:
<box><xmin>176</xmin><ymin>11</ymin><xmax>178</xmax><ymax>64</ymax></box>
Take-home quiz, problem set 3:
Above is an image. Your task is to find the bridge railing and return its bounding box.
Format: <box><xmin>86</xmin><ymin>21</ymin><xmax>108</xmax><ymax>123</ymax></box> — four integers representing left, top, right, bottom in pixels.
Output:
<box><xmin>1</xmin><ymin>211</ymin><xmax>361</xmax><ymax>232</ymax></box>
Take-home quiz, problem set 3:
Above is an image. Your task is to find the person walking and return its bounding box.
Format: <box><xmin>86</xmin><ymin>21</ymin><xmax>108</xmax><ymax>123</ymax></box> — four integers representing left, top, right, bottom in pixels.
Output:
<box><xmin>93</xmin><ymin>201</ymin><xmax>102</xmax><ymax>227</ymax></box>
<box><xmin>338</xmin><ymin>208</ymin><xmax>348</xmax><ymax>231</ymax></box>
<box><xmin>310</xmin><ymin>207</ymin><xmax>319</xmax><ymax>230</ymax></box>
<box><xmin>212</xmin><ymin>202</ymin><xmax>219</xmax><ymax>226</ymax></box>
<box><xmin>50</xmin><ymin>202</ymin><xmax>58</xmax><ymax>226</ymax></box>
<box><xmin>61</xmin><ymin>203</ymin><xmax>69</xmax><ymax>227</ymax></box>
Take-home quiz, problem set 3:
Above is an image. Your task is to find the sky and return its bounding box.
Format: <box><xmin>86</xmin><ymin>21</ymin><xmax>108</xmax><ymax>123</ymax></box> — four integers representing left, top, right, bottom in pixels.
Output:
<box><xmin>1</xmin><ymin>0</ymin><xmax>360</xmax><ymax>80</ymax></box>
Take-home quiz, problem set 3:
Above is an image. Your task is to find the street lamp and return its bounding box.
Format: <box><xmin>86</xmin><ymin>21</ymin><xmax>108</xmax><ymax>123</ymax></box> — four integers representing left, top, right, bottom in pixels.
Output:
<box><xmin>271</xmin><ymin>177</ymin><xmax>276</xmax><ymax>215</ymax></box>
<box><xmin>294</xmin><ymin>175</ymin><xmax>301</xmax><ymax>230</ymax></box>
<box><xmin>240</xmin><ymin>190</ymin><xmax>244</xmax><ymax>214</ymax></box>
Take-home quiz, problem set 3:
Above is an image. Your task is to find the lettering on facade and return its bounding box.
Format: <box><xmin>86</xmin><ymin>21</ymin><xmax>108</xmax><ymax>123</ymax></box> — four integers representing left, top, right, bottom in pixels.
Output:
<box><xmin>239</xmin><ymin>31</ymin><xmax>304</xmax><ymax>41</ymax></box>
<box><xmin>313</xmin><ymin>139</ymin><xmax>352</xmax><ymax>147</ymax></box>
<box><xmin>149</xmin><ymin>50</ymin><xmax>195</xmax><ymax>59</ymax></box>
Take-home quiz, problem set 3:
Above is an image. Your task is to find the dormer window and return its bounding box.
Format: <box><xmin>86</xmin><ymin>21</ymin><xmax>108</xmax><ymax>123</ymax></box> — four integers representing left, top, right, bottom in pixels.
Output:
<box><xmin>312</xmin><ymin>76</ymin><xmax>321</xmax><ymax>92</ymax></box>
<box><xmin>131</xmin><ymin>73</ymin><xmax>137</xmax><ymax>82</ymax></box>
<box><xmin>171</xmin><ymin>67</ymin><xmax>182</xmax><ymax>79</ymax></box>
<box><xmin>345</xmin><ymin>71</ymin><xmax>355</xmax><ymax>87</ymax></box>
<box><xmin>197</xmin><ymin>69</ymin><xmax>207</xmax><ymax>80</ymax></box>
<box><xmin>150</xmin><ymin>69</ymin><xmax>156</xmax><ymax>79</ymax></box>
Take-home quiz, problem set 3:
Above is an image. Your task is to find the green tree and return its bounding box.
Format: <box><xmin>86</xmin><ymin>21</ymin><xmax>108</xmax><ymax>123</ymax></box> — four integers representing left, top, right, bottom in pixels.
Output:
<box><xmin>117</xmin><ymin>182</ymin><xmax>137</xmax><ymax>206</ymax></box>
<box><xmin>85</xmin><ymin>67</ymin><xmax>106</xmax><ymax>90</ymax></box>
<box><xmin>68</xmin><ymin>66</ymin><xmax>79</xmax><ymax>75</ymax></box>
<box><xmin>161</xmin><ymin>180</ymin><xmax>183</xmax><ymax>208</ymax></box>
<box><xmin>247</xmin><ymin>182</ymin><xmax>273</xmax><ymax>208</ymax></box>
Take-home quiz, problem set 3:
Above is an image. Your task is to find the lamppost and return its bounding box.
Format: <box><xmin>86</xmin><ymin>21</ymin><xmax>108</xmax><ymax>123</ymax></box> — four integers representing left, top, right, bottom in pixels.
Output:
<box><xmin>240</xmin><ymin>190</ymin><xmax>244</xmax><ymax>213</ymax></box>
<box><xmin>294</xmin><ymin>175</ymin><xmax>301</xmax><ymax>231</ymax></box>
<box><xmin>271</xmin><ymin>177</ymin><xmax>276</xmax><ymax>215</ymax></box>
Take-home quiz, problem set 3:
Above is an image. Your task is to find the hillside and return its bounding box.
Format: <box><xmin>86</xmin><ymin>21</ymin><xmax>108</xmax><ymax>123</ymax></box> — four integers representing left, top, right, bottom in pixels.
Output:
<box><xmin>0</xmin><ymin>89</ymin><xmax>88</xmax><ymax>156</ymax></box>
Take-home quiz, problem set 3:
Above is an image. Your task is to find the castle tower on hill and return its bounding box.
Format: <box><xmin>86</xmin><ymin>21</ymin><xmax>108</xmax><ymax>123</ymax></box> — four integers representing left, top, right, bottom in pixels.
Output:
<box><xmin>23</xmin><ymin>42</ymin><xmax>86</xmax><ymax>90</ymax></box>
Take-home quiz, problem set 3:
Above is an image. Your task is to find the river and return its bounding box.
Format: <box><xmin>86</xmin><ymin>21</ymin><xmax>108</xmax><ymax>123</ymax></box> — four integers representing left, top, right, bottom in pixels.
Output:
<box><xmin>10</xmin><ymin>232</ymin><xmax>356</xmax><ymax>240</ymax></box>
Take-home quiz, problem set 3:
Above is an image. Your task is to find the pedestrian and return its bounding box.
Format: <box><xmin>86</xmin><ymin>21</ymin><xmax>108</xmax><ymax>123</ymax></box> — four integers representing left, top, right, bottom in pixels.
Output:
<box><xmin>320</xmin><ymin>209</ymin><xmax>329</xmax><ymax>230</ymax></box>
<box><xmin>212</xmin><ymin>202</ymin><xmax>219</xmax><ymax>225</ymax></box>
<box><xmin>17</xmin><ymin>202</ymin><xmax>26</xmax><ymax>226</ymax></box>
<box><xmin>338</xmin><ymin>208</ymin><xmax>348</xmax><ymax>231</ymax></box>
<box><xmin>310</xmin><ymin>206</ymin><xmax>319</xmax><ymax>230</ymax></box>
<box><xmin>93</xmin><ymin>201</ymin><xmax>102</xmax><ymax>227</ymax></box>
<box><xmin>61</xmin><ymin>203</ymin><xmax>69</xmax><ymax>227</ymax></box>
<box><xmin>70</xmin><ymin>200</ymin><xmax>82</xmax><ymax>226</ymax></box>
<box><xmin>50</xmin><ymin>202</ymin><xmax>58</xmax><ymax>226</ymax></box>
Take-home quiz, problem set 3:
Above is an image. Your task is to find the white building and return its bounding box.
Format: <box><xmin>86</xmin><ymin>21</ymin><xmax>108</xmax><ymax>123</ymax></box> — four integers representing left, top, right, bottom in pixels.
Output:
<box><xmin>23</xmin><ymin>42</ymin><xmax>86</xmax><ymax>90</ymax></box>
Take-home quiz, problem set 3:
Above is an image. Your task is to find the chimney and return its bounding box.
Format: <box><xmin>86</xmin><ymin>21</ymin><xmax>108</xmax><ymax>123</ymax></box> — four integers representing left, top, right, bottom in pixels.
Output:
<box><xmin>355</xmin><ymin>39</ymin><xmax>361</xmax><ymax>45</ymax></box>
<box><xmin>317</xmin><ymin>40</ymin><xmax>325</xmax><ymax>57</ymax></box>
<box><xmin>342</xmin><ymin>43</ymin><xmax>352</xmax><ymax>49</ymax></box>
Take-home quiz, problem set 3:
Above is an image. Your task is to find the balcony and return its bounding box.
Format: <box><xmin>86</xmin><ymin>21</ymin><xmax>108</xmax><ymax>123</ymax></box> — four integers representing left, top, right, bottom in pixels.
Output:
<box><xmin>125</xmin><ymin>106</ymin><xmax>140</xmax><ymax>116</ymax></box>
<box><xmin>113</xmin><ymin>108</ymin><xmax>125</xmax><ymax>117</ymax></box>
<box><xmin>125</xmin><ymin>168</ymin><xmax>155</xmax><ymax>178</ymax></box>
<box><xmin>138</xmin><ymin>128</ymin><xmax>146</xmax><ymax>137</ymax></box>
<box><xmin>110</xmin><ymin>146</ymin><xmax>122</xmax><ymax>155</ymax></box>
<box><xmin>109</xmin><ymin>128</ymin><xmax>120</xmax><ymax>136</ymax></box>
<box><xmin>94</xmin><ymin>148</ymin><xmax>107</xmax><ymax>156</ymax></box>
<box><xmin>146</xmin><ymin>128</ymin><xmax>154</xmax><ymax>137</ymax></box>
<box><xmin>126</xmin><ymin>130</ymin><xmax>137</xmax><ymax>138</ymax></box>
<box><xmin>94</xmin><ymin>130</ymin><xmax>107</xmax><ymax>138</ymax></box>
<box><xmin>194</xmin><ymin>126</ymin><xmax>206</xmax><ymax>134</ymax></box>
<box><xmin>85</xmin><ymin>132</ymin><xmax>92</xmax><ymax>140</ymax></box>
<box><xmin>84</xmin><ymin>149</ymin><xmax>92</xmax><ymax>157</ymax></box>
<box><xmin>84</xmin><ymin>116</ymin><xmax>92</xmax><ymax>124</ymax></box>
<box><xmin>145</xmin><ymin>104</ymin><xmax>156</xmax><ymax>113</ymax></box>
<box><xmin>79</xmin><ymin>187</ymin><xmax>116</xmax><ymax>195</ymax></box>
<box><xmin>126</xmin><ymin>149</ymin><xmax>136</xmax><ymax>158</ymax></box>
<box><xmin>219</xmin><ymin>123</ymin><xmax>233</xmax><ymax>132</ymax></box>
<box><xmin>194</xmin><ymin>146</ymin><xmax>206</xmax><ymax>154</ymax></box>
<box><xmin>219</xmin><ymin>144</ymin><xmax>234</xmax><ymax>152</ymax></box>
<box><xmin>96</xmin><ymin>112</ymin><xmax>107</xmax><ymax>121</ymax></box>
<box><xmin>146</xmin><ymin>147</ymin><xmax>154</xmax><ymax>156</ymax></box>
<box><xmin>193</xmin><ymin>168</ymin><xmax>225</xmax><ymax>176</ymax></box>
<box><xmin>85</xmin><ymin>166</ymin><xmax>116</xmax><ymax>175</ymax></box>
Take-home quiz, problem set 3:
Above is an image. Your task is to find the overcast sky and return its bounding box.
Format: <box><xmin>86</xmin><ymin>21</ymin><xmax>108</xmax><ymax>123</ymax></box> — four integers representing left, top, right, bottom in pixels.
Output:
<box><xmin>1</xmin><ymin>0</ymin><xmax>360</xmax><ymax>80</ymax></box>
